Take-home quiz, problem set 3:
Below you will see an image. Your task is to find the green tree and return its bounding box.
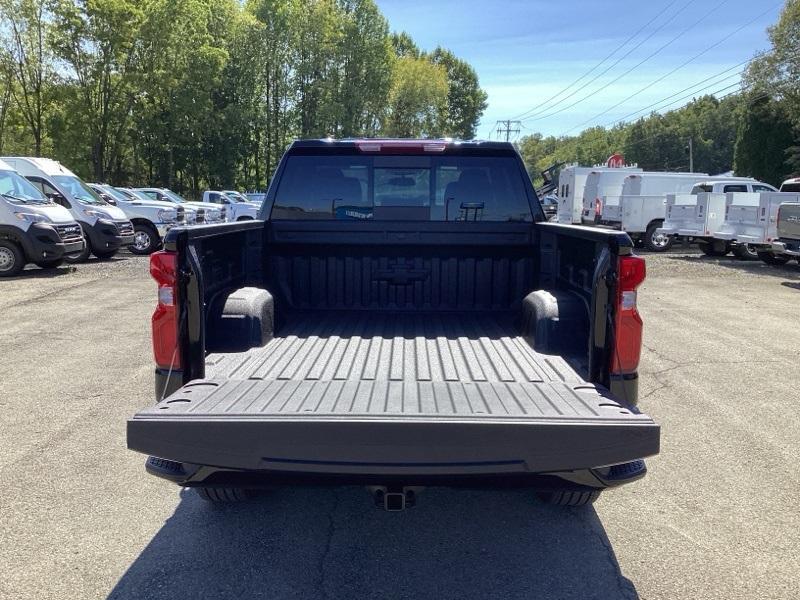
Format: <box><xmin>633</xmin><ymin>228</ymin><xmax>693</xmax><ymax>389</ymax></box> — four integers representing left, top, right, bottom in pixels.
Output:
<box><xmin>734</xmin><ymin>94</ymin><xmax>796</xmax><ymax>185</ymax></box>
<box><xmin>0</xmin><ymin>0</ymin><xmax>53</xmax><ymax>155</ymax></box>
<box><xmin>429</xmin><ymin>47</ymin><xmax>487</xmax><ymax>139</ymax></box>
<box><xmin>385</xmin><ymin>55</ymin><xmax>448</xmax><ymax>137</ymax></box>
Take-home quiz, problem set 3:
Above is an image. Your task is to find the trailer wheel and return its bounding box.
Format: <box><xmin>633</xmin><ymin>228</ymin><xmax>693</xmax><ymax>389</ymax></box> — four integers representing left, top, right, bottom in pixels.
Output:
<box><xmin>757</xmin><ymin>251</ymin><xmax>790</xmax><ymax>266</ymax></box>
<box><xmin>698</xmin><ymin>240</ymin><xmax>729</xmax><ymax>257</ymax></box>
<box><xmin>644</xmin><ymin>221</ymin><xmax>673</xmax><ymax>252</ymax></box>
<box><xmin>733</xmin><ymin>244</ymin><xmax>759</xmax><ymax>261</ymax></box>
<box><xmin>194</xmin><ymin>486</ymin><xmax>253</xmax><ymax>503</ymax></box>
<box><xmin>0</xmin><ymin>240</ymin><xmax>24</xmax><ymax>277</ymax></box>
<box><xmin>537</xmin><ymin>490</ymin><xmax>601</xmax><ymax>507</ymax></box>
<box><xmin>130</xmin><ymin>223</ymin><xmax>160</xmax><ymax>255</ymax></box>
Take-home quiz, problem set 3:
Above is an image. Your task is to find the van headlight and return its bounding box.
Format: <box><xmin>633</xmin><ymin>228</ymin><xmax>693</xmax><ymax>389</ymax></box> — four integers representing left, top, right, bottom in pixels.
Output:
<box><xmin>82</xmin><ymin>209</ymin><xmax>103</xmax><ymax>218</ymax></box>
<box><xmin>15</xmin><ymin>212</ymin><xmax>51</xmax><ymax>224</ymax></box>
<box><xmin>157</xmin><ymin>209</ymin><xmax>178</xmax><ymax>223</ymax></box>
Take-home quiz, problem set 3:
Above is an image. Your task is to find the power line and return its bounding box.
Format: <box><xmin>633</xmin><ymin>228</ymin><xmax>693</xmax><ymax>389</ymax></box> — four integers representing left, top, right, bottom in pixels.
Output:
<box><xmin>517</xmin><ymin>0</ymin><xmax>696</xmax><ymax>122</ymax></box>
<box><xmin>563</xmin><ymin>2</ymin><xmax>781</xmax><ymax>135</ymax></box>
<box><xmin>602</xmin><ymin>67</ymin><xmax>747</xmax><ymax>128</ymax></box>
<box><xmin>523</xmin><ymin>0</ymin><xmax>731</xmax><ymax>125</ymax></box>
<box><xmin>510</xmin><ymin>0</ymin><xmax>682</xmax><ymax>121</ymax></box>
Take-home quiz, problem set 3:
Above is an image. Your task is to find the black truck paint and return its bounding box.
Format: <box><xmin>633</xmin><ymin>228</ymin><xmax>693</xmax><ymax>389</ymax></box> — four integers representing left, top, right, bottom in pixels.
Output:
<box><xmin>128</xmin><ymin>140</ymin><xmax>659</xmax><ymax>505</ymax></box>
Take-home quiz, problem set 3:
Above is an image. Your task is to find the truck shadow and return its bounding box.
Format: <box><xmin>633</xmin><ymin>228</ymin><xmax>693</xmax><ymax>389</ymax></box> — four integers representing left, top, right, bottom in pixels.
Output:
<box><xmin>107</xmin><ymin>487</ymin><xmax>638</xmax><ymax>600</ymax></box>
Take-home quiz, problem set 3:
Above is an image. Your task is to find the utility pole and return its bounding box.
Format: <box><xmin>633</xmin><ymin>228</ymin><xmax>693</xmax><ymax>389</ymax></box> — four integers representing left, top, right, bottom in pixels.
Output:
<box><xmin>495</xmin><ymin>120</ymin><xmax>521</xmax><ymax>142</ymax></box>
<box><xmin>687</xmin><ymin>137</ymin><xmax>694</xmax><ymax>172</ymax></box>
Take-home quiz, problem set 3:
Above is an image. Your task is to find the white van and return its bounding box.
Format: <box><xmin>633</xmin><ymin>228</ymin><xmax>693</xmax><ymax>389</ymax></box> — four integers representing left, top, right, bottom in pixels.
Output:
<box><xmin>556</xmin><ymin>164</ymin><xmax>641</xmax><ymax>224</ymax></box>
<box><xmin>581</xmin><ymin>169</ymin><xmax>639</xmax><ymax>224</ymax></box>
<box><xmin>0</xmin><ymin>158</ymin><xmax>85</xmax><ymax>276</ymax></box>
<box><xmin>2</xmin><ymin>157</ymin><xmax>133</xmax><ymax>262</ymax></box>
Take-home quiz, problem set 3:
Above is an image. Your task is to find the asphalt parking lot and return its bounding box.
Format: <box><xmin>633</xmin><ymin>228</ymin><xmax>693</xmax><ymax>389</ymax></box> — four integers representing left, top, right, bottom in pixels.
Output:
<box><xmin>1</xmin><ymin>250</ymin><xmax>798</xmax><ymax>600</ymax></box>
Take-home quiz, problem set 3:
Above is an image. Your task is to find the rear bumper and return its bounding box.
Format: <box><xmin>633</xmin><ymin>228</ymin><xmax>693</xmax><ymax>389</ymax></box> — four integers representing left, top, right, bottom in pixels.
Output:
<box><xmin>773</xmin><ymin>240</ymin><xmax>800</xmax><ymax>257</ymax></box>
<box><xmin>143</xmin><ymin>455</ymin><xmax>649</xmax><ymax>491</ymax></box>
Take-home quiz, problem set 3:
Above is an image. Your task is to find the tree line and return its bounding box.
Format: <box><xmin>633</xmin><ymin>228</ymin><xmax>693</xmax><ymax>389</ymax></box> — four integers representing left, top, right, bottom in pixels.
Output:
<box><xmin>0</xmin><ymin>0</ymin><xmax>488</xmax><ymax>197</ymax></box>
<box><xmin>520</xmin><ymin>0</ymin><xmax>800</xmax><ymax>188</ymax></box>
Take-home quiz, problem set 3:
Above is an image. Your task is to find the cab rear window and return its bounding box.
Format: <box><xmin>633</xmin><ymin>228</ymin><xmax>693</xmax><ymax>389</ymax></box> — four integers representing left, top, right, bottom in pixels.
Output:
<box><xmin>270</xmin><ymin>155</ymin><xmax>533</xmax><ymax>222</ymax></box>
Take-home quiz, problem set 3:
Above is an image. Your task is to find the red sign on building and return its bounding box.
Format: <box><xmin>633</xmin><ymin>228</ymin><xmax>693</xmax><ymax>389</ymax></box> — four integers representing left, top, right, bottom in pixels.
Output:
<box><xmin>606</xmin><ymin>153</ymin><xmax>625</xmax><ymax>168</ymax></box>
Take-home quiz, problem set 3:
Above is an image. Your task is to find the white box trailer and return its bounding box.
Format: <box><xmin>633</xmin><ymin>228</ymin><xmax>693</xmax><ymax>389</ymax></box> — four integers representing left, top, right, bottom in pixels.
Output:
<box><xmin>555</xmin><ymin>164</ymin><xmax>640</xmax><ymax>224</ymax></box>
<box><xmin>714</xmin><ymin>192</ymin><xmax>800</xmax><ymax>261</ymax></box>
<box><xmin>581</xmin><ymin>170</ymin><xmax>636</xmax><ymax>224</ymax></box>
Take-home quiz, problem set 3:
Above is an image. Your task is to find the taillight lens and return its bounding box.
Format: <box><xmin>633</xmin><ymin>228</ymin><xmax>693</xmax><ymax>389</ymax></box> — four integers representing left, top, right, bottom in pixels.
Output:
<box><xmin>611</xmin><ymin>255</ymin><xmax>646</xmax><ymax>375</ymax></box>
<box><xmin>150</xmin><ymin>251</ymin><xmax>180</xmax><ymax>370</ymax></box>
<box><xmin>595</xmin><ymin>198</ymin><xmax>602</xmax><ymax>216</ymax></box>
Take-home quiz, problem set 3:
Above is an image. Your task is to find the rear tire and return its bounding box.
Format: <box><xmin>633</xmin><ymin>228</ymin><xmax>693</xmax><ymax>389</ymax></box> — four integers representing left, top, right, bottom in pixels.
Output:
<box><xmin>537</xmin><ymin>490</ymin><xmax>601</xmax><ymax>507</ymax></box>
<box><xmin>644</xmin><ymin>221</ymin><xmax>673</xmax><ymax>252</ymax></box>
<box><xmin>35</xmin><ymin>258</ymin><xmax>64</xmax><ymax>269</ymax></box>
<box><xmin>757</xmin><ymin>251</ymin><xmax>790</xmax><ymax>266</ymax></box>
<box><xmin>733</xmin><ymin>243</ymin><xmax>758</xmax><ymax>261</ymax></box>
<box><xmin>130</xmin><ymin>223</ymin><xmax>160</xmax><ymax>255</ymax></box>
<box><xmin>0</xmin><ymin>240</ymin><xmax>25</xmax><ymax>277</ymax></box>
<box><xmin>194</xmin><ymin>486</ymin><xmax>253</xmax><ymax>503</ymax></box>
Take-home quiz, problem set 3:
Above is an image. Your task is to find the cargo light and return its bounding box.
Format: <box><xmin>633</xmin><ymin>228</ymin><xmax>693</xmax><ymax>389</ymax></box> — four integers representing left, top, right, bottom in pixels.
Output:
<box><xmin>356</xmin><ymin>140</ymin><xmax>448</xmax><ymax>154</ymax></box>
<box><xmin>611</xmin><ymin>254</ymin><xmax>646</xmax><ymax>375</ymax></box>
<box><xmin>150</xmin><ymin>250</ymin><xmax>181</xmax><ymax>370</ymax></box>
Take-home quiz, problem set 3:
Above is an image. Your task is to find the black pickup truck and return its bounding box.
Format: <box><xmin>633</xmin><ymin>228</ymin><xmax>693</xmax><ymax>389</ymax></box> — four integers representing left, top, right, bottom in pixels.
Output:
<box><xmin>128</xmin><ymin>139</ymin><xmax>659</xmax><ymax>510</ymax></box>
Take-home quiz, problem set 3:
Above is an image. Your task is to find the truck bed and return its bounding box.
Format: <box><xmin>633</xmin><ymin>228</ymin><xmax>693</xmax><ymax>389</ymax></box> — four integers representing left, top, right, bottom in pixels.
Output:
<box><xmin>129</xmin><ymin>312</ymin><xmax>659</xmax><ymax>476</ymax></box>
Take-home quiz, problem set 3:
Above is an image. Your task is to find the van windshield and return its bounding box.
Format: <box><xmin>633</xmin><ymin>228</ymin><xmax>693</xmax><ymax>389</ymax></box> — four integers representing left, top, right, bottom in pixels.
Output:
<box><xmin>53</xmin><ymin>175</ymin><xmax>106</xmax><ymax>205</ymax></box>
<box><xmin>0</xmin><ymin>169</ymin><xmax>51</xmax><ymax>204</ymax></box>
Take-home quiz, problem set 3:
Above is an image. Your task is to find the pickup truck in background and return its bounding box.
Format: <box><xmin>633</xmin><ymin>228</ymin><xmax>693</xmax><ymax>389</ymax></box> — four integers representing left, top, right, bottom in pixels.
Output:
<box><xmin>202</xmin><ymin>190</ymin><xmax>260</xmax><ymax>221</ymax></box>
<box><xmin>772</xmin><ymin>201</ymin><xmax>800</xmax><ymax>259</ymax></box>
<box><xmin>127</xmin><ymin>139</ymin><xmax>660</xmax><ymax>511</ymax></box>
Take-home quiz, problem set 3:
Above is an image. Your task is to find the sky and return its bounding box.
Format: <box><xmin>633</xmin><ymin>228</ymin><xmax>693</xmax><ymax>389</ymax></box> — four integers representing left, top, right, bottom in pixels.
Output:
<box><xmin>374</xmin><ymin>0</ymin><xmax>784</xmax><ymax>139</ymax></box>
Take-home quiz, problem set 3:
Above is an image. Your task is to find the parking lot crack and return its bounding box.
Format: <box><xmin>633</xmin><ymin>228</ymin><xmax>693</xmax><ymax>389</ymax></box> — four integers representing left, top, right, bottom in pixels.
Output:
<box><xmin>316</xmin><ymin>489</ymin><xmax>340</xmax><ymax>600</ymax></box>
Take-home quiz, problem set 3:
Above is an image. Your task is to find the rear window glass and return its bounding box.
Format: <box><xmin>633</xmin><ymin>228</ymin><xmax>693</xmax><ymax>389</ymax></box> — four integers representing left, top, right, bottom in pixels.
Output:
<box><xmin>692</xmin><ymin>184</ymin><xmax>713</xmax><ymax>194</ymax></box>
<box><xmin>781</xmin><ymin>183</ymin><xmax>800</xmax><ymax>193</ymax></box>
<box><xmin>723</xmin><ymin>184</ymin><xmax>748</xmax><ymax>193</ymax></box>
<box><xmin>271</xmin><ymin>155</ymin><xmax>532</xmax><ymax>221</ymax></box>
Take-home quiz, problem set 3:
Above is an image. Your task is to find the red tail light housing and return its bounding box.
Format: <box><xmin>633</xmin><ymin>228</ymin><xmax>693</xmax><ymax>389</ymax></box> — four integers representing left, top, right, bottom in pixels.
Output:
<box><xmin>594</xmin><ymin>198</ymin><xmax>603</xmax><ymax>216</ymax></box>
<box><xmin>611</xmin><ymin>254</ymin><xmax>646</xmax><ymax>375</ymax></box>
<box><xmin>150</xmin><ymin>251</ymin><xmax>180</xmax><ymax>370</ymax></box>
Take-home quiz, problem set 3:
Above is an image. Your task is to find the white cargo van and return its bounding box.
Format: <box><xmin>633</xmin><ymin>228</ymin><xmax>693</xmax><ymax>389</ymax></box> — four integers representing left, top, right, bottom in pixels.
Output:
<box><xmin>581</xmin><ymin>169</ymin><xmax>639</xmax><ymax>224</ymax></box>
<box><xmin>2</xmin><ymin>157</ymin><xmax>133</xmax><ymax>262</ymax></box>
<box><xmin>556</xmin><ymin>164</ymin><xmax>641</xmax><ymax>224</ymax></box>
<box><xmin>0</xmin><ymin>158</ymin><xmax>85</xmax><ymax>276</ymax></box>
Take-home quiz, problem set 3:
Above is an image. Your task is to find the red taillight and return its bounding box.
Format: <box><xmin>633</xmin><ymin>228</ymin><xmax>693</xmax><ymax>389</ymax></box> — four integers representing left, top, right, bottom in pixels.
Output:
<box><xmin>594</xmin><ymin>198</ymin><xmax>603</xmax><ymax>216</ymax></box>
<box><xmin>150</xmin><ymin>251</ymin><xmax>180</xmax><ymax>370</ymax></box>
<box><xmin>611</xmin><ymin>255</ymin><xmax>646</xmax><ymax>375</ymax></box>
